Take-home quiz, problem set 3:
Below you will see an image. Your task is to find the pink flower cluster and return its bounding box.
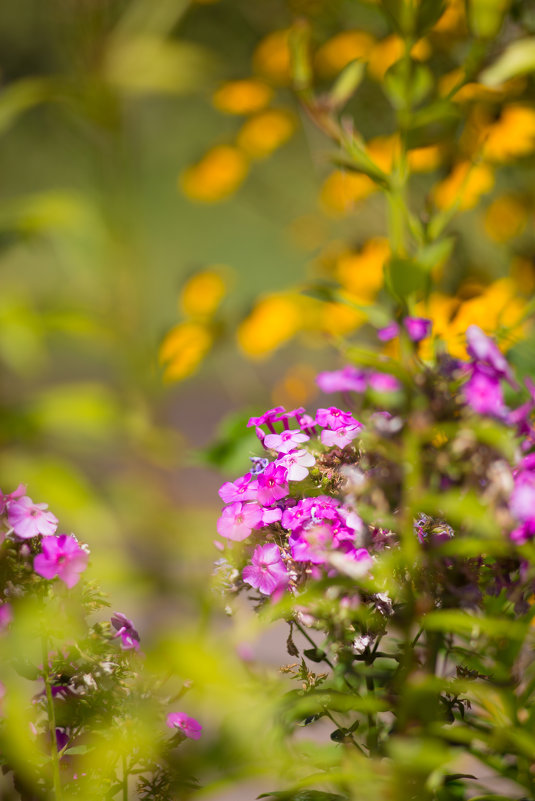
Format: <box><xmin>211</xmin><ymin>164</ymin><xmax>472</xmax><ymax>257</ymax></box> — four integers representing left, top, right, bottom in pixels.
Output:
<box><xmin>0</xmin><ymin>486</ymin><xmax>88</xmax><ymax>588</ymax></box>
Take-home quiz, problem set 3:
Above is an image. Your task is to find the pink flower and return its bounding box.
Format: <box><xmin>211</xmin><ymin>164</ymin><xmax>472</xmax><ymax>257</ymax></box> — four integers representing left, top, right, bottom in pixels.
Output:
<box><xmin>218</xmin><ymin>475</ymin><xmax>258</xmax><ymax>504</ymax></box>
<box><xmin>316</xmin><ymin>407</ymin><xmax>361</xmax><ymax>431</ymax></box>
<box><xmin>466</xmin><ymin>325</ymin><xmax>515</xmax><ymax>385</ymax></box>
<box><xmin>368</xmin><ymin>373</ymin><xmax>400</xmax><ymax>393</ymax></box>
<box><xmin>8</xmin><ymin>496</ymin><xmax>58</xmax><ymax>540</ymax></box>
<box><xmin>316</xmin><ymin>366</ymin><xmax>367</xmax><ymax>394</ymax></box>
<box><xmin>259</xmin><ymin>506</ymin><xmax>282</xmax><ymax>526</ymax></box>
<box><xmin>321</xmin><ymin>426</ymin><xmax>361</xmax><ymax>448</ymax></box>
<box><xmin>464</xmin><ymin>368</ymin><xmax>505</xmax><ymax>417</ymax></box>
<box><xmin>403</xmin><ymin>317</ymin><xmax>432</xmax><ymax>342</ymax></box>
<box><xmin>377</xmin><ymin>322</ymin><xmax>399</xmax><ymax>342</ymax></box>
<box><xmin>0</xmin><ymin>603</ymin><xmax>12</xmax><ymax>631</ymax></box>
<box><xmin>33</xmin><ymin>535</ymin><xmax>88</xmax><ymax>588</ymax></box>
<box><xmin>257</xmin><ymin>463</ymin><xmax>289</xmax><ymax>506</ymax></box>
<box><xmin>278</xmin><ymin>450</ymin><xmax>315</xmax><ymax>481</ymax></box>
<box><xmin>0</xmin><ymin>484</ymin><xmax>26</xmax><ymax>515</ymax></box>
<box><xmin>216</xmin><ymin>502</ymin><xmax>262</xmax><ymax>541</ymax></box>
<box><xmin>242</xmin><ymin>544</ymin><xmax>288</xmax><ymax>595</ymax></box>
<box><xmin>166</xmin><ymin>712</ymin><xmax>202</xmax><ymax>740</ymax></box>
<box><xmin>263</xmin><ymin>429</ymin><xmax>309</xmax><ymax>454</ymax></box>
<box><xmin>111</xmin><ymin>612</ymin><xmax>140</xmax><ymax>650</ymax></box>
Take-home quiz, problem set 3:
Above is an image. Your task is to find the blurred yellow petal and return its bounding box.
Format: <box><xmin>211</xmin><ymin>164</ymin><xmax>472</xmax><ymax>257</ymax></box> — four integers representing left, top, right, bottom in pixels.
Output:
<box><xmin>180</xmin><ymin>145</ymin><xmax>249</xmax><ymax>203</ymax></box>
<box><xmin>336</xmin><ymin>238</ymin><xmax>390</xmax><ymax>300</ymax></box>
<box><xmin>321</xmin><ymin>300</ymin><xmax>365</xmax><ymax>335</ymax></box>
<box><xmin>368</xmin><ymin>35</ymin><xmax>404</xmax><ymax>81</ymax></box>
<box><xmin>484</xmin><ymin>195</ymin><xmax>527</xmax><ymax>243</ymax></box>
<box><xmin>159</xmin><ymin>322</ymin><xmax>212</xmax><ymax>381</ymax></box>
<box><xmin>408</xmin><ymin>144</ymin><xmax>444</xmax><ymax>172</ymax></box>
<box><xmin>315</xmin><ymin>31</ymin><xmax>375</xmax><ymax>77</ymax></box>
<box><xmin>236</xmin><ymin>109</ymin><xmax>295</xmax><ymax>159</ymax></box>
<box><xmin>482</xmin><ymin>105</ymin><xmax>535</xmax><ymax>162</ymax></box>
<box><xmin>411</xmin><ymin>38</ymin><xmax>431</xmax><ymax>61</ymax></box>
<box><xmin>432</xmin><ymin>0</ymin><xmax>466</xmax><ymax>34</ymax></box>
<box><xmin>320</xmin><ymin>170</ymin><xmax>376</xmax><ymax>216</ymax></box>
<box><xmin>253</xmin><ymin>29</ymin><xmax>291</xmax><ymax>86</ymax></box>
<box><xmin>212</xmin><ymin>79</ymin><xmax>273</xmax><ymax>115</ymax></box>
<box><xmin>433</xmin><ymin>161</ymin><xmax>494</xmax><ymax>210</ymax></box>
<box><xmin>366</xmin><ymin>134</ymin><xmax>400</xmax><ymax>173</ymax></box>
<box><xmin>180</xmin><ymin>268</ymin><xmax>227</xmax><ymax>318</ymax></box>
<box><xmin>237</xmin><ymin>294</ymin><xmax>301</xmax><ymax>358</ymax></box>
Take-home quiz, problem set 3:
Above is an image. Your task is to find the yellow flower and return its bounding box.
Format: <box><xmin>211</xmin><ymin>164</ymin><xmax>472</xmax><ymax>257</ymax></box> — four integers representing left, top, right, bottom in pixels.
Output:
<box><xmin>320</xmin><ymin>299</ymin><xmax>365</xmax><ymax>335</ymax></box>
<box><xmin>180</xmin><ymin>145</ymin><xmax>249</xmax><ymax>203</ymax></box>
<box><xmin>236</xmin><ymin>109</ymin><xmax>295</xmax><ymax>159</ymax></box>
<box><xmin>368</xmin><ymin>35</ymin><xmax>429</xmax><ymax>81</ymax></box>
<box><xmin>482</xmin><ymin>105</ymin><xmax>535</xmax><ymax>162</ymax></box>
<box><xmin>159</xmin><ymin>321</ymin><xmax>212</xmax><ymax>382</ymax></box>
<box><xmin>432</xmin><ymin>0</ymin><xmax>466</xmax><ymax>34</ymax></box>
<box><xmin>237</xmin><ymin>294</ymin><xmax>301</xmax><ymax>358</ymax></box>
<box><xmin>179</xmin><ymin>268</ymin><xmax>227</xmax><ymax>318</ymax></box>
<box><xmin>336</xmin><ymin>238</ymin><xmax>390</xmax><ymax>301</ymax></box>
<box><xmin>212</xmin><ymin>79</ymin><xmax>273</xmax><ymax>115</ymax></box>
<box><xmin>366</xmin><ymin>134</ymin><xmax>400</xmax><ymax>173</ymax></box>
<box><xmin>320</xmin><ymin>169</ymin><xmax>376</xmax><ymax>216</ymax></box>
<box><xmin>253</xmin><ymin>30</ymin><xmax>291</xmax><ymax>86</ymax></box>
<box><xmin>408</xmin><ymin>144</ymin><xmax>444</xmax><ymax>172</ymax></box>
<box><xmin>314</xmin><ymin>31</ymin><xmax>375</xmax><ymax>77</ymax></box>
<box><xmin>484</xmin><ymin>195</ymin><xmax>527</xmax><ymax>243</ymax></box>
<box><xmin>433</xmin><ymin>161</ymin><xmax>494</xmax><ymax>210</ymax></box>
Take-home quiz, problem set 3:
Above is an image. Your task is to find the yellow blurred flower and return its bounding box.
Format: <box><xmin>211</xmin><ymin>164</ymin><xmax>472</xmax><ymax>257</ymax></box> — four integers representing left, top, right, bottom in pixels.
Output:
<box><xmin>432</xmin><ymin>0</ymin><xmax>466</xmax><ymax>34</ymax></box>
<box><xmin>320</xmin><ymin>169</ymin><xmax>376</xmax><ymax>216</ymax></box>
<box><xmin>482</xmin><ymin>105</ymin><xmax>535</xmax><ymax>162</ymax></box>
<box><xmin>368</xmin><ymin>35</ymin><xmax>429</xmax><ymax>81</ymax></box>
<box><xmin>179</xmin><ymin>268</ymin><xmax>227</xmax><ymax>318</ymax></box>
<box><xmin>159</xmin><ymin>321</ymin><xmax>212</xmax><ymax>382</ymax></box>
<box><xmin>336</xmin><ymin>238</ymin><xmax>390</xmax><ymax>301</ymax></box>
<box><xmin>314</xmin><ymin>31</ymin><xmax>375</xmax><ymax>77</ymax></box>
<box><xmin>180</xmin><ymin>145</ymin><xmax>249</xmax><ymax>203</ymax></box>
<box><xmin>433</xmin><ymin>161</ymin><xmax>494</xmax><ymax>210</ymax></box>
<box><xmin>253</xmin><ymin>29</ymin><xmax>291</xmax><ymax>86</ymax></box>
<box><xmin>366</xmin><ymin>134</ymin><xmax>400</xmax><ymax>173</ymax></box>
<box><xmin>272</xmin><ymin>364</ymin><xmax>318</xmax><ymax>408</ymax></box>
<box><xmin>212</xmin><ymin>79</ymin><xmax>273</xmax><ymax>115</ymax></box>
<box><xmin>236</xmin><ymin>109</ymin><xmax>295</xmax><ymax>159</ymax></box>
<box><xmin>408</xmin><ymin>144</ymin><xmax>444</xmax><ymax>172</ymax></box>
<box><xmin>320</xmin><ymin>299</ymin><xmax>365</xmax><ymax>335</ymax></box>
<box><xmin>484</xmin><ymin>195</ymin><xmax>527</xmax><ymax>243</ymax></box>
<box><xmin>237</xmin><ymin>293</ymin><xmax>301</xmax><ymax>358</ymax></box>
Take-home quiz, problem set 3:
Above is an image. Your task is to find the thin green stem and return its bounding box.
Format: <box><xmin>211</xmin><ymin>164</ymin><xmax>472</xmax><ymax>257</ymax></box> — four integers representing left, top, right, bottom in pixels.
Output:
<box><xmin>41</xmin><ymin>635</ymin><xmax>63</xmax><ymax>801</ymax></box>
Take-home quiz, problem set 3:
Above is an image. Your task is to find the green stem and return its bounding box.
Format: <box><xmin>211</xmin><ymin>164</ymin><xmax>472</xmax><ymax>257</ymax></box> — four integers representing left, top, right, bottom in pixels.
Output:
<box><xmin>41</xmin><ymin>636</ymin><xmax>63</xmax><ymax>801</ymax></box>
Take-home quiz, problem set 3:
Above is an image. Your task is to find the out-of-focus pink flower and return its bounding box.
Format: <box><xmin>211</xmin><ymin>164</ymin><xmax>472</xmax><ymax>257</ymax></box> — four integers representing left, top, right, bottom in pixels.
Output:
<box><xmin>111</xmin><ymin>612</ymin><xmax>140</xmax><ymax>650</ymax></box>
<box><xmin>368</xmin><ymin>373</ymin><xmax>400</xmax><ymax>393</ymax></box>
<box><xmin>378</xmin><ymin>322</ymin><xmax>399</xmax><ymax>342</ymax></box>
<box><xmin>403</xmin><ymin>317</ymin><xmax>432</xmax><ymax>342</ymax></box>
<box><xmin>0</xmin><ymin>603</ymin><xmax>12</xmax><ymax>631</ymax></box>
<box><xmin>316</xmin><ymin>366</ymin><xmax>367</xmax><ymax>394</ymax></box>
<box><xmin>8</xmin><ymin>497</ymin><xmax>58</xmax><ymax>539</ymax></box>
<box><xmin>33</xmin><ymin>535</ymin><xmax>88</xmax><ymax>588</ymax></box>
<box><xmin>0</xmin><ymin>484</ymin><xmax>26</xmax><ymax>515</ymax></box>
<box><xmin>166</xmin><ymin>712</ymin><xmax>202</xmax><ymax>740</ymax></box>
<box><xmin>464</xmin><ymin>368</ymin><xmax>505</xmax><ymax>417</ymax></box>
<box><xmin>216</xmin><ymin>502</ymin><xmax>262</xmax><ymax>541</ymax></box>
<box><xmin>242</xmin><ymin>544</ymin><xmax>288</xmax><ymax>595</ymax></box>
<box><xmin>466</xmin><ymin>324</ymin><xmax>516</xmax><ymax>386</ymax></box>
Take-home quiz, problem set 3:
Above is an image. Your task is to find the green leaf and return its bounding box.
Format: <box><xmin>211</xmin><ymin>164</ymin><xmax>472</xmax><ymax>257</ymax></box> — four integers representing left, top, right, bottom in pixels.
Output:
<box><xmin>467</xmin><ymin>0</ymin><xmax>512</xmax><ymax>39</ymax></box>
<box><xmin>387</xmin><ymin>256</ymin><xmax>429</xmax><ymax>299</ymax></box>
<box><xmin>416</xmin><ymin>238</ymin><xmax>455</xmax><ymax>272</ymax></box>
<box><xmin>329</xmin><ymin>60</ymin><xmax>365</xmax><ymax>109</ymax></box>
<box><xmin>384</xmin><ymin>62</ymin><xmax>433</xmax><ymax>110</ymax></box>
<box><xmin>415</xmin><ymin>0</ymin><xmax>447</xmax><ymax>34</ymax></box>
<box><xmin>480</xmin><ymin>37</ymin><xmax>535</xmax><ymax>86</ymax></box>
<box><xmin>289</xmin><ymin>20</ymin><xmax>313</xmax><ymax>93</ymax></box>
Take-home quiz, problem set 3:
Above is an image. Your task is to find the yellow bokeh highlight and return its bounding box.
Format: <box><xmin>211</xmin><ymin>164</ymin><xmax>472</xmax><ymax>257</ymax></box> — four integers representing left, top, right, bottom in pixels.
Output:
<box><xmin>320</xmin><ymin>170</ymin><xmax>376</xmax><ymax>216</ymax></box>
<box><xmin>253</xmin><ymin>30</ymin><xmax>291</xmax><ymax>86</ymax></box>
<box><xmin>368</xmin><ymin>35</ymin><xmax>429</xmax><ymax>81</ymax></box>
<box><xmin>272</xmin><ymin>363</ymin><xmax>318</xmax><ymax>408</ymax></box>
<box><xmin>433</xmin><ymin>161</ymin><xmax>494</xmax><ymax>210</ymax></box>
<box><xmin>212</xmin><ymin>79</ymin><xmax>273</xmax><ymax>115</ymax></box>
<box><xmin>433</xmin><ymin>0</ymin><xmax>466</xmax><ymax>34</ymax></box>
<box><xmin>482</xmin><ymin>105</ymin><xmax>535</xmax><ymax>162</ymax></box>
<box><xmin>237</xmin><ymin>294</ymin><xmax>302</xmax><ymax>358</ymax></box>
<box><xmin>159</xmin><ymin>321</ymin><xmax>212</xmax><ymax>381</ymax></box>
<box><xmin>315</xmin><ymin>31</ymin><xmax>375</xmax><ymax>77</ymax></box>
<box><xmin>336</xmin><ymin>238</ymin><xmax>390</xmax><ymax>301</ymax></box>
<box><xmin>236</xmin><ymin>109</ymin><xmax>295</xmax><ymax>159</ymax></box>
<box><xmin>367</xmin><ymin>134</ymin><xmax>400</xmax><ymax>173</ymax></box>
<box><xmin>320</xmin><ymin>299</ymin><xmax>365</xmax><ymax>335</ymax></box>
<box><xmin>408</xmin><ymin>144</ymin><xmax>444</xmax><ymax>172</ymax></box>
<box><xmin>179</xmin><ymin>268</ymin><xmax>227</xmax><ymax>318</ymax></box>
<box><xmin>180</xmin><ymin>145</ymin><xmax>249</xmax><ymax>203</ymax></box>
<box><xmin>484</xmin><ymin>195</ymin><xmax>527</xmax><ymax>243</ymax></box>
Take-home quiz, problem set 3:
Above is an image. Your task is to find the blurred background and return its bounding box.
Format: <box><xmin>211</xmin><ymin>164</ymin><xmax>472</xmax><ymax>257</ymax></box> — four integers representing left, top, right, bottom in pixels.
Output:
<box><xmin>1</xmin><ymin>2</ymin><xmax>535</xmax><ymax>793</ymax></box>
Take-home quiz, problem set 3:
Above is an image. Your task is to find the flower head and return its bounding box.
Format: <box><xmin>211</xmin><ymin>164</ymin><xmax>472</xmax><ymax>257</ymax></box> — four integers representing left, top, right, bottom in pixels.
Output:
<box><xmin>166</xmin><ymin>712</ymin><xmax>202</xmax><ymax>740</ymax></box>
<box><xmin>216</xmin><ymin>502</ymin><xmax>262</xmax><ymax>541</ymax></box>
<box><xmin>8</xmin><ymin>496</ymin><xmax>58</xmax><ymax>540</ymax></box>
<box><xmin>111</xmin><ymin>612</ymin><xmax>140</xmax><ymax>651</ymax></box>
<box><xmin>33</xmin><ymin>535</ymin><xmax>88</xmax><ymax>588</ymax></box>
<box><xmin>242</xmin><ymin>543</ymin><xmax>288</xmax><ymax>595</ymax></box>
<box><xmin>403</xmin><ymin>316</ymin><xmax>432</xmax><ymax>342</ymax></box>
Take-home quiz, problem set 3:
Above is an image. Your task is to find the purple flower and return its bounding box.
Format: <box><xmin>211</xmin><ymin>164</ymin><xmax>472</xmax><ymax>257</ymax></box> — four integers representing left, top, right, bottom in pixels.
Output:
<box><xmin>242</xmin><ymin>544</ymin><xmax>288</xmax><ymax>595</ymax></box>
<box><xmin>0</xmin><ymin>603</ymin><xmax>12</xmax><ymax>631</ymax></box>
<box><xmin>216</xmin><ymin>502</ymin><xmax>262</xmax><ymax>541</ymax></box>
<box><xmin>33</xmin><ymin>535</ymin><xmax>88</xmax><ymax>588</ymax></box>
<box><xmin>259</xmin><ymin>506</ymin><xmax>283</xmax><ymax>526</ymax></box>
<box><xmin>315</xmin><ymin>407</ymin><xmax>360</xmax><ymax>431</ymax></box>
<box><xmin>464</xmin><ymin>367</ymin><xmax>505</xmax><ymax>417</ymax></box>
<box><xmin>247</xmin><ymin>407</ymin><xmax>285</xmax><ymax>433</ymax></box>
<box><xmin>466</xmin><ymin>325</ymin><xmax>516</xmax><ymax>386</ymax></box>
<box><xmin>257</xmin><ymin>463</ymin><xmax>289</xmax><ymax>506</ymax></box>
<box><xmin>8</xmin><ymin>496</ymin><xmax>58</xmax><ymax>539</ymax></box>
<box><xmin>368</xmin><ymin>372</ymin><xmax>400</xmax><ymax>392</ymax></box>
<box><xmin>218</xmin><ymin>475</ymin><xmax>258</xmax><ymax>504</ymax></box>
<box><xmin>0</xmin><ymin>484</ymin><xmax>26</xmax><ymax>515</ymax></box>
<box><xmin>263</xmin><ymin>429</ymin><xmax>309</xmax><ymax>454</ymax></box>
<box><xmin>166</xmin><ymin>712</ymin><xmax>202</xmax><ymax>740</ymax></box>
<box><xmin>510</xmin><ymin>476</ymin><xmax>535</xmax><ymax>523</ymax></box>
<box><xmin>316</xmin><ymin>366</ymin><xmax>367</xmax><ymax>394</ymax></box>
<box><xmin>277</xmin><ymin>449</ymin><xmax>315</xmax><ymax>481</ymax></box>
<box><xmin>377</xmin><ymin>322</ymin><xmax>399</xmax><ymax>342</ymax></box>
<box><xmin>111</xmin><ymin>612</ymin><xmax>140</xmax><ymax>650</ymax></box>
<box><xmin>321</xmin><ymin>425</ymin><xmax>362</xmax><ymax>448</ymax></box>
<box><xmin>403</xmin><ymin>317</ymin><xmax>432</xmax><ymax>342</ymax></box>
